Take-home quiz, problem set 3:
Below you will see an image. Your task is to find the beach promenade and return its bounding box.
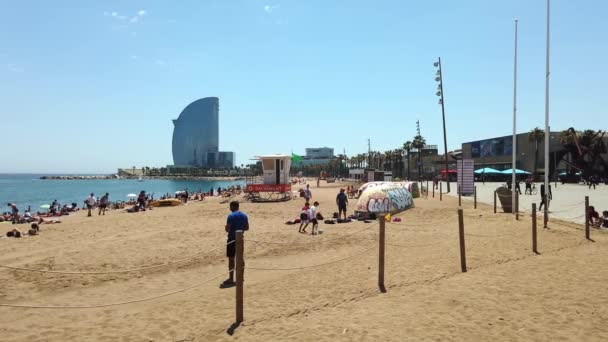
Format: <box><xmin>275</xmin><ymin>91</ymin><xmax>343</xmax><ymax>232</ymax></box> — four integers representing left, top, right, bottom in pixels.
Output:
<box><xmin>442</xmin><ymin>181</ymin><xmax>608</xmax><ymax>224</ymax></box>
<box><xmin>1</xmin><ymin>181</ymin><xmax>607</xmax><ymax>341</ymax></box>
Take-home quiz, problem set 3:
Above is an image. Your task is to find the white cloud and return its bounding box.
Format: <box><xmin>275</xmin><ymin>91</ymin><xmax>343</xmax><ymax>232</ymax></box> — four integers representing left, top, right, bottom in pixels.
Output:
<box><xmin>111</xmin><ymin>12</ymin><xmax>117</xmax><ymax>17</ymax></box>
<box><xmin>137</xmin><ymin>10</ymin><xmax>147</xmax><ymax>16</ymax></box>
<box><xmin>130</xmin><ymin>16</ymin><xmax>139</xmax><ymax>23</ymax></box>
<box><xmin>7</xmin><ymin>63</ymin><xmax>23</xmax><ymax>73</ymax></box>
<box><xmin>264</xmin><ymin>4</ymin><xmax>280</xmax><ymax>13</ymax></box>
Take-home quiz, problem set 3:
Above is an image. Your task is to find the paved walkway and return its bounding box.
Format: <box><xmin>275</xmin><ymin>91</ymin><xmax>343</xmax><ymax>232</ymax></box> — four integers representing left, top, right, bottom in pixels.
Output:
<box><xmin>438</xmin><ymin>181</ymin><xmax>608</xmax><ymax>224</ymax></box>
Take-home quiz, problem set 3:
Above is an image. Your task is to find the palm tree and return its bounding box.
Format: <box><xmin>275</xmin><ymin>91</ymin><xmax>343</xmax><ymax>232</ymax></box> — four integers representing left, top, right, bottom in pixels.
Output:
<box><xmin>403</xmin><ymin>141</ymin><xmax>412</xmax><ymax>180</ymax></box>
<box><xmin>528</xmin><ymin>127</ymin><xmax>545</xmax><ymax>179</ymax></box>
<box><xmin>412</xmin><ymin>135</ymin><xmax>426</xmax><ymax>179</ymax></box>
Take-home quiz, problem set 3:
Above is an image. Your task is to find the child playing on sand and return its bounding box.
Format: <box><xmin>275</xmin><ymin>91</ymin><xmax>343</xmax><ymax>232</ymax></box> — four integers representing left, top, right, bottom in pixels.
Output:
<box><xmin>298</xmin><ymin>202</ymin><xmax>310</xmax><ymax>233</ymax></box>
<box><xmin>309</xmin><ymin>201</ymin><xmax>320</xmax><ymax>235</ymax></box>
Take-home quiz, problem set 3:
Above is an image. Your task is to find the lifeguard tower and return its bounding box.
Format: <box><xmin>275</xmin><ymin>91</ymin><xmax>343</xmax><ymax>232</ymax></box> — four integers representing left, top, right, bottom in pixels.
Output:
<box><xmin>245</xmin><ymin>155</ymin><xmax>293</xmax><ymax>202</ymax></box>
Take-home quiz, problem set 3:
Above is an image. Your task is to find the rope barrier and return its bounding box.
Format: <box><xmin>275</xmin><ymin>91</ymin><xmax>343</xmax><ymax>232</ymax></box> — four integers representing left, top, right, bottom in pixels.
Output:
<box><xmin>247</xmin><ymin>245</ymin><xmax>375</xmax><ymax>271</ymax></box>
<box><xmin>386</xmin><ymin>236</ymin><xmax>456</xmax><ymax>248</ymax></box>
<box><xmin>0</xmin><ymin>269</ymin><xmax>229</xmax><ymax>309</ymax></box>
<box><xmin>465</xmin><ymin>230</ymin><xmax>528</xmax><ymax>238</ymax></box>
<box><xmin>386</xmin><ymin>215</ymin><xmax>459</xmax><ymax>227</ymax></box>
<box><xmin>246</xmin><ymin>222</ymin><xmax>377</xmax><ymax>246</ymax></box>
<box><xmin>0</xmin><ymin>242</ymin><xmax>233</xmax><ymax>275</ymax></box>
<box><xmin>552</xmin><ymin>213</ymin><xmax>586</xmax><ymax>221</ymax></box>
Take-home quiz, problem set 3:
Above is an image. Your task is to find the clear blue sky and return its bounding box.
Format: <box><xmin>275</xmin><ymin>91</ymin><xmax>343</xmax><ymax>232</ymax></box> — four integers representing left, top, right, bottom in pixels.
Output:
<box><xmin>1</xmin><ymin>0</ymin><xmax>605</xmax><ymax>173</ymax></box>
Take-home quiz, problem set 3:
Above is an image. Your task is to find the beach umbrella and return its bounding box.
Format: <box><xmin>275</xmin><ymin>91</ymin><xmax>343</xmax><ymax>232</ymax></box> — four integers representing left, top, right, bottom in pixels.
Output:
<box><xmin>175</xmin><ymin>190</ymin><xmax>185</xmax><ymax>194</ymax></box>
<box><xmin>126</xmin><ymin>194</ymin><xmax>137</xmax><ymax>198</ymax></box>
<box><xmin>355</xmin><ymin>182</ymin><xmax>414</xmax><ymax>214</ymax></box>
<box><xmin>474</xmin><ymin>167</ymin><xmax>501</xmax><ymax>174</ymax></box>
<box><xmin>500</xmin><ymin>169</ymin><xmax>531</xmax><ymax>175</ymax></box>
<box><xmin>40</xmin><ymin>204</ymin><xmax>51</xmax><ymax>209</ymax></box>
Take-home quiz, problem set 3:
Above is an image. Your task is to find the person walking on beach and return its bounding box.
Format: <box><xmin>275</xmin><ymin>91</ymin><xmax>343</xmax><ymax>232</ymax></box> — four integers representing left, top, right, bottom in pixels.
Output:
<box><xmin>7</xmin><ymin>203</ymin><xmax>19</xmax><ymax>223</ymax></box>
<box><xmin>137</xmin><ymin>191</ymin><xmax>146</xmax><ymax>210</ymax></box>
<box><xmin>309</xmin><ymin>201</ymin><xmax>320</xmax><ymax>235</ymax></box>
<box><xmin>222</xmin><ymin>201</ymin><xmax>249</xmax><ymax>288</ymax></box>
<box><xmin>99</xmin><ymin>193</ymin><xmax>109</xmax><ymax>216</ymax></box>
<box><xmin>336</xmin><ymin>188</ymin><xmax>348</xmax><ymax>220</ymax></box>
<box><xmin>85</xmin><ymin>193</ymin><xmax>96</xmax><ymax>217</ymax></box>
<box><xmin>538</xmin><ymin>184</ymin><xmax>548</xmax><ymax>211</ymax></box>
<box><xmin>304</xmin><ymin>184</ymin><xmax>312</xmax><ymax>203</ymax></box>
<box><xmin>298</xmin><ymin>202</ymin><xmax>311</xmax><ymax>233</ymax></box>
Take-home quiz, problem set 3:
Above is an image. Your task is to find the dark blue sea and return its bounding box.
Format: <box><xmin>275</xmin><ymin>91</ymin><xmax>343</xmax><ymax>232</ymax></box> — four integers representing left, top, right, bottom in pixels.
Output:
<box><xmin>0</xmin><ymin>174</ymin><xmax>245</xmax><ymax>212</ymax></box>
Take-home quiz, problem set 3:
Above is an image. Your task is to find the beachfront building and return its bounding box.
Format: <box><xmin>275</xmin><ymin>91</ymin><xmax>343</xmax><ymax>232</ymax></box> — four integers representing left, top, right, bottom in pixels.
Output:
<box><xmin>171</xmin><ymin>97</ymin><xmax>234</xmax><ymax>169</ymax></box>
<box><xmin>461</xmin><ymin>132</ymin><xmax>564</xmax><ymax>178</ymax></box>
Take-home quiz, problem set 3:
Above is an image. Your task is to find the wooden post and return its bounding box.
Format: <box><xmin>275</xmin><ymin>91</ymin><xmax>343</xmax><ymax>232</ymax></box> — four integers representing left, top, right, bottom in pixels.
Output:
<box><xmin>474</xmin><ymin>186</ymin><xmax>477</xmax><ymax>209</ymax></box>
<box><xmin>236</xmin><ymin>231</ymin><xmax>244</xmax><ymax>323</ymax></box>
<box><xmin>585</xmin><ymin>196</ymin><xmax>590</xmax><ymax>240</ymax></box>
<box><xmin>532</xmin><ymin>203</ymin><xmax>538</xmax><ymax>253</ymax></box>
<box><xmin>515</xmin><ymin>191</ymin><xmax>519</xmax><ymax>220</ymax></box>
<box><xmin>493</xmin><ymin>190</ymin><xmax>497</xmax><ymax>213</ymax></box>
<box><xmin>458</xmin><ymin>209</ymin><xmax>467</xmax><ymax>272</ymax></box>
<box><xmin>426</xmin><ymin>180</ymin><xmax>429</xmax><ymax>198</ymax></box>
<box><xmin>440</xmin><ymin>182</ymin><xmax>443</xmax><ymax>201</ymax></box>
<box><xmin>432</xmin><ymin>182</ymin><xmax>435</xmax><ymax>198</ymax></box>
<box><xmin>458</xmin><ymin>184</ymin><xmax>462</xmax><ymax>207</ymax></box>
<box><xmin>543</xmin><ymin>195</ymin><xmax>548</xmax><ymax>228</ymax></box>
<box><xmin>378</xmin><ymin>218</ymin><xmax>385</xmax><ymax>290</ymax></box>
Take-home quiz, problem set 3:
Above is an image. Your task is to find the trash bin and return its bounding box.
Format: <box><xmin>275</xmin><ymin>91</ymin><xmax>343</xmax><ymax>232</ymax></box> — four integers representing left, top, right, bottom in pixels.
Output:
<box><xmin>496</xmin><ymin>186</ymin><xmax>514</xmax><ymax>213</ymax></box>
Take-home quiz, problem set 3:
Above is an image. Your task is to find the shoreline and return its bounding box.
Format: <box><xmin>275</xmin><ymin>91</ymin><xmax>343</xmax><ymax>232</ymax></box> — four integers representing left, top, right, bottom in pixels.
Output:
<box><xmin>39</xmin><ymin>175</ymin><xmax>255</xmax><ymax>181</ymax></box>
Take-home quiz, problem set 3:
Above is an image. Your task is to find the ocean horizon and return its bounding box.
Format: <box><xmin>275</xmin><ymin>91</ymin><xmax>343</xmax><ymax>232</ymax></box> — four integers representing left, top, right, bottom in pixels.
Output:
<box><xmin>0</xmin><ymin>173</ymin><xmax>245</xmax><ymax>212</ymax></box>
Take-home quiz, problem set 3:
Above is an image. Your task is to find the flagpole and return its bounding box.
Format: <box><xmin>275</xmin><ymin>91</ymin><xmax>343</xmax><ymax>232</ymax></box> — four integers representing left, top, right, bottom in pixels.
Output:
<box><xmin>512</xmin><ymin>19</ymin><xmax>518</xmax><ymax>214</ymax></box>
<box><xmin>544</xmin><ymin>0</ymin><xmax>551</xmax><ymax>208</ymax></box>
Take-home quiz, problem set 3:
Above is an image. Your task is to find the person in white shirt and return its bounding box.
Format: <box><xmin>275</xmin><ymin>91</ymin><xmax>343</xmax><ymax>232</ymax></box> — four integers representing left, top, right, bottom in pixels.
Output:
<box><xmin>309</xmin><ymin>201</ymin><xmax>320</xmax><ymax>235</ymax></box>
<box><xmin>85</xmin><ymin>193</ymin><xmax>96</xmax><ymax>217</ymax></box>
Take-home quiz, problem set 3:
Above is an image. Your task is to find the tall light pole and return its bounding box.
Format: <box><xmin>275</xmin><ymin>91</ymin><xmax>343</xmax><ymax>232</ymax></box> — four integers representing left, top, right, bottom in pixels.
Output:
<box><xmin>544</xmin><ymin>0</ymin><xmax>551</xmax><ymax>208</ymax></box>
<box><xmin>512</xmin><ymin>19</ymin><xmax>519</xmax><ymax>214</ymax></box>
<box><xmin>434</xmin><ymin>58</ymin><xmax>450</xmax><ymax>192</ymax></box>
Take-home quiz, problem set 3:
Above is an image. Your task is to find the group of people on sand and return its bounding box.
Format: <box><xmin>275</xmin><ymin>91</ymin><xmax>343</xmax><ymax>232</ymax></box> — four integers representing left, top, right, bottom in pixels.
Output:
<box><xmin>3</xmin><ymin>202</ymin><xmax>63</xmax><ymax>238</ymax></box>
<box><xmin>587</xmin><ymin>206</ymin><xmax>608</xmax><ymax>229</ymax></box>
<box><xmin>2</xmin><ymin>203</ymin><xmax>69</xmax><ymax>225</ymax></box>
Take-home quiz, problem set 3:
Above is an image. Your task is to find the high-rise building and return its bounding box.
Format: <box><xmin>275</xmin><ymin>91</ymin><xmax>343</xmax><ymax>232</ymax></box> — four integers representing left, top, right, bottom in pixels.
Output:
<box><xmin>172</xmin><ymin>97</ymin><xmax>234</xmax><ymax>168</ymax></box>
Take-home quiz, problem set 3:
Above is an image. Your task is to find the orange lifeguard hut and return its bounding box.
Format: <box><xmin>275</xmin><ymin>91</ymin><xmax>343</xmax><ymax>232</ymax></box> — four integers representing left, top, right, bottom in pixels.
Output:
<box><xmin>245</xmin><ymin>155</ymin><xmax>293</xmax><ymax>202</ymax></box>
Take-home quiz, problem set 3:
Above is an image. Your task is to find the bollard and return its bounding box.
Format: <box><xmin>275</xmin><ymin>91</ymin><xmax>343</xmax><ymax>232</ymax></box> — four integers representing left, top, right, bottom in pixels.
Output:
<box><xmin>378</xmin><ymin>218</ymin><xmax>386</xmax><ymax>290</ymax></box>
<box><xmin>440</xmin><ymin>182</ymin><xmax>443</xmax><ymax>201</ymax></box>
<box><xmin>458</xmin><ymin>208</ymin><xmax>467</xmax><ymax>272</ymax></box>
<box><xmin>473</xmin><ymin>186</ymin><xmax>477</xmax><ymax>208</ymax></box>
<box><xmin>236</xmin><ymin>231</ymin><xmax>244</xmax><ymax>323</ymax></box>
<box><xmin>515</xmin><ymin>191</ymin><xmax>519</xmax><ymax>220</ymax></box>
<box><xmin>493</xmin><ymin>190</ymin><xmax>497</xmax><ymax>213</ymax></box>
<box><xmin>532</xmin><ymin>203</ymin><xmax>538</xmax><ymax>253</ymax></box>
<box><xmin>458</xmin><ymin>185</ymin><xmax>462</xmax><ymax>207</ymax></box>
<box><xmin>543</xmin><ymin>195</ymin><xmax>548</xmax><ymax>228</ymax></box>
<box><xmin>585</xmin><ymin>196</ymin><xmax>590</xmax><ymax>240</ymax></box>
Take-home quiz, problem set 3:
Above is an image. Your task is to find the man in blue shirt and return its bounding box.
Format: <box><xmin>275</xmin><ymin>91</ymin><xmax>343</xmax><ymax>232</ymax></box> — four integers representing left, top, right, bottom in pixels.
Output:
<box><xmin>223</xmin><ymin>201</ymin><xmax>249</xmax><ymax>287</ymax></box>
<box><xmin>336</xmin><ymin>188</ymin><xmax>349</xmax><ymax>220</ymax></box>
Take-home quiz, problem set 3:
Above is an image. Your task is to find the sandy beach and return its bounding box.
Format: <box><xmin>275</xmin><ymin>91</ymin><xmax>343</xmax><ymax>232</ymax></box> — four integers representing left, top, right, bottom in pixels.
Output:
<box><xmin>1</xmin><ymin>181</ymin><xmax>607</xmax><ymax>341</ymax></box>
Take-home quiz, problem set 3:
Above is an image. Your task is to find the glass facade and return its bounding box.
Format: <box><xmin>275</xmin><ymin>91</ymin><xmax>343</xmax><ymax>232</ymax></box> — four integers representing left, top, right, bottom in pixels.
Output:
<box><xmin>172</xmin><ymin>97</ymin><xmax>234</xmax><ymax>168</ymax></box>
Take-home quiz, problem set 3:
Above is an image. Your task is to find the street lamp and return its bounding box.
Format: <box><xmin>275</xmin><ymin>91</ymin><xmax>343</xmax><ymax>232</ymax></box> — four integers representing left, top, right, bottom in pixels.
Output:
<box><xmin>434</xmin><ymin>58</ymin><xmax>451</xmax><ymax>192</ymax></box>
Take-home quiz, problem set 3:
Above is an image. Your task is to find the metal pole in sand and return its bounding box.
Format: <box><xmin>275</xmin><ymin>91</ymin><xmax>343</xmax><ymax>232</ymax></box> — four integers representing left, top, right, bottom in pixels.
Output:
<box><xmin>378</xmin><ymin>218</ymin><xmax>386</xmax><ymax>291</ymax></box>
<box><xmin>494</xmin><ymin>190</ymin><xmax>497</xmax><ymax>213</ymax></box>
<box><xmin>532</xmin><ymin>203</ymin><xmax>538</xmax><ymax>253</ymax></box>
<box><xmin>585</xmin><ymin>196</ymin><xmax>590</xmax><ymax>240</ymax></box>
<box><xmin>543</xmin><ymin>195</ymin><xmax>548</xmax><ymax>228</ymax></box>
<box><xmin>515</xmin><ymin>191</ymin><xmax>519</xmax><ymax>220</ymax></box>
<box><xmin>474</xmin><ymin>186</ymin><xmax>477</xmax><ymax>209</ymax></box>
<box><xmin>440</xmin><ymin>182</ymin><xmax>443</xmax><ymax>201</ymax></box>
<box><xmin>458</xmin><ymin>208</ymin><xmax>467</xmax><ymax>272</ymax></box>
<box><xmin>236</xmin><ymin>231</ymin><xmax>244</xmax><ymax>323</ymax></box>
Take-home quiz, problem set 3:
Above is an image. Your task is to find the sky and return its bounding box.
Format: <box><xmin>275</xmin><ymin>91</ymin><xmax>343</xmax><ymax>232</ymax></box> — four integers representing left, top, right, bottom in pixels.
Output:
<box><xmin>0</xmin><ymin>0</ymin><xmax>606</xmax><ymax>173</ymax></box>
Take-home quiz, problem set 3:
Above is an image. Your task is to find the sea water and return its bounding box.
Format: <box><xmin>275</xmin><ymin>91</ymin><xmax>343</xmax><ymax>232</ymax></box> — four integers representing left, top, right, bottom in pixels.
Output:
<box><xmin>0</xmin><ymin>174</ymin><xmax>245</xmax><ymax>212</ymax></box>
